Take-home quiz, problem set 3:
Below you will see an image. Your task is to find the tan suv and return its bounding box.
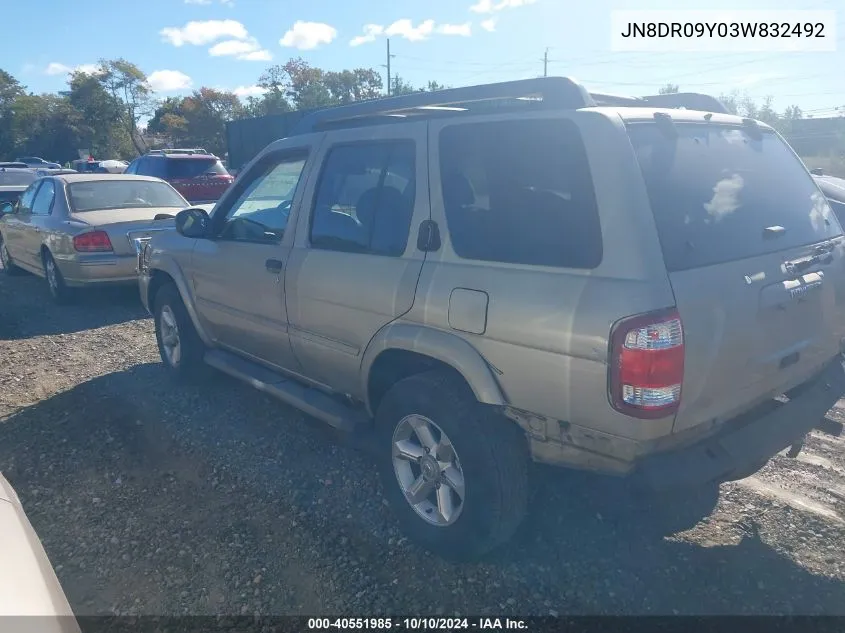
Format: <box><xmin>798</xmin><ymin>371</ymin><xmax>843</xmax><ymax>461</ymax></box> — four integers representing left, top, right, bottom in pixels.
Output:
<box><xmin>138</xmin><ymin>77</ymin><xmax>845</xmax><ymax>559</ymax></box>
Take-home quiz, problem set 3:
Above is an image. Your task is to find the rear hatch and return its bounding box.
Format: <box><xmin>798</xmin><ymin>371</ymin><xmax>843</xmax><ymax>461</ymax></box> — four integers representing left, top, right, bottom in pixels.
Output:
<box><xmin>165</xmin><ymin>156</ymin><xmax>233</xmax><ymax>203</ymax></box>
<box><xmin>627</xmin><ymin>119</ymin><xmax>845</xmax><ymax>433</ymax></box>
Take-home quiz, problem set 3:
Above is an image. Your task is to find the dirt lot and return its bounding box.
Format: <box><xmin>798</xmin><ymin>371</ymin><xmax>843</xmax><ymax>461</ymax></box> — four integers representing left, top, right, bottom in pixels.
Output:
<box><xmin>1</xmin><ymin>267</ymin><xmax>845</xmax><ymax>617</ymax></box>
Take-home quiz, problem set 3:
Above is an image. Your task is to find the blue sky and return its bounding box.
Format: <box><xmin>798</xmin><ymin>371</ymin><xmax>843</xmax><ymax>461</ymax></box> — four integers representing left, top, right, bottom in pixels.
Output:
<box><xmin>4</xmin><ymin>0</ymin><xmax>844</xmax><ymax>118</ymax></box>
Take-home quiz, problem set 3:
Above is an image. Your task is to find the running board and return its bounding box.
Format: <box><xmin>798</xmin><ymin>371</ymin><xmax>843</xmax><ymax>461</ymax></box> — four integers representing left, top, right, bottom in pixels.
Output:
<box><xmin>204</xmin><ymin>349</ymin><xmax>370</xmax><ymax>432</ymax></box>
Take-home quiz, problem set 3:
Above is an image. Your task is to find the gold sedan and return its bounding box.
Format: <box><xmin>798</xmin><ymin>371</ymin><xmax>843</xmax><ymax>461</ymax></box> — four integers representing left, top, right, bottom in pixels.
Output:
<box><xmin>0</xmin><ymin>174</ymin><xmax>195</xmax><ymax>303</ymax></box>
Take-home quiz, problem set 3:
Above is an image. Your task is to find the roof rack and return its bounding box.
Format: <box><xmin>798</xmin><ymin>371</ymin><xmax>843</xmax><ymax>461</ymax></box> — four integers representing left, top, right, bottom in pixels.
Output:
<box><xmin>148</xmin><ymin>148</ymin><xmax>211</xmax><ymax>156</ymax></box>
<box><xmin>288</xmin><ymin>77</ymin><xmax>731</xmax><ymax>136</ymax></box>
<box><xmin>291</xmin><ymin>77</ymin><xmax>596</xmax><ymax>135</ymax></box>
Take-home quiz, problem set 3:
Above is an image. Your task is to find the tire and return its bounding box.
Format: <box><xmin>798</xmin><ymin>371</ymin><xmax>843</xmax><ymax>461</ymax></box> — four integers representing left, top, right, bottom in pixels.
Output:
<box><xmin>0</xmin><ymin>235</ymin><xmax>22</xmax><ymax>275</ymax></box>
<box><xmin>42</xmin><ymin>250</ymin><xmax>74</xmax><ymax>303</ymax></box>
<box><xmin>153</xmin><ymin>283</ymin><xmax>206</xmax><ymax>380</ymax></box>
<box><xmin>375</xmin><ymin>370</ymin><xmax>529</xmax><ymax>561</ymax></box>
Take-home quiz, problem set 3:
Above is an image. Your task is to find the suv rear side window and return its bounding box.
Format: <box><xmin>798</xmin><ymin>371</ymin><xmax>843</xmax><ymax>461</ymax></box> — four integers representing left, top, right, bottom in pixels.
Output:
<box><xmin>165</xmin><ymin>157</ymin><xmax>228</xmax><ymax>180</ymax></box>
<box><xmin>439</xmin><ymin>118</ymin><xmax>602</xmax><ymax>269</ymax></box>
<box><xmin>310</xmin><ymin>141</ymin><xmax>416</xmax><ymax>257</ymax></box>
<box><xmin>628</xmin><ymin>123</ymin><xmax>842</xmax><ymax>272</ymax></box>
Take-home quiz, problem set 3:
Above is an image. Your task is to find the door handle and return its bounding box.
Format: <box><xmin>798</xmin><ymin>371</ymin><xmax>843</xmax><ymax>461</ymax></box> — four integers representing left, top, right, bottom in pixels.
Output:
<box><xmin>265</xmin><ymin>258</ymin><xmax>284</xmax><ymax>273</ymax></box>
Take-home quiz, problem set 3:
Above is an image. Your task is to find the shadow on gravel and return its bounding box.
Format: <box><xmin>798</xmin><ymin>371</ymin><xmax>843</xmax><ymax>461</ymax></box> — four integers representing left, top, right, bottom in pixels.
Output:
<box><xmin>0</xmin><ymin>272</ymin><xmax>147</xmax><ymax>340</ymax></box>
<box><xmin>1</xmin><ymin>364</ymin><xmax>844</xmax><ymax>615</ymax></box>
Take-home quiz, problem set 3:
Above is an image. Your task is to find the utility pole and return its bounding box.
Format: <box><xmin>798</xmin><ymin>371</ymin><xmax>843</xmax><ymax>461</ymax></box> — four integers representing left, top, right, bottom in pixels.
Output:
<box><xmin>386</xmin><ymin>39</ymin><xmax>394</xmax><ymax>96</ymax></box>
<box><xmin>543</xmin><ymin>47</ymin><xmax>549</xmax><ymax>77</ymax></box>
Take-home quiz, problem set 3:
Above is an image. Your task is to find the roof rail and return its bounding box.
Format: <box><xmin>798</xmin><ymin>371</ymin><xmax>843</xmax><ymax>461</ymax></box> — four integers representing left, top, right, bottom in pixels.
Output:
<box><xmin>290</xmin><ymin>77</ymin><xmax>595</xmax><ymax>135</ymax></box>
<box><xmin>148</xmin><ymin>148</ymin><xmax>211</xmax><ymax>156</ymax></box>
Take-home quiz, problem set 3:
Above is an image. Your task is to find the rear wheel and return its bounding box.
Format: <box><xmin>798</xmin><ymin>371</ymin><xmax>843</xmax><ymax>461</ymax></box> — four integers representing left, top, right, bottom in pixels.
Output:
<box><xmin>43</xmin><ymin>251</ymin><xmax>74</xmax><ymax>303</ymax></box>
<box><xmin>375</xmin><ymin>370</ymin><xmax>529</xmax><ymax>560</ymax></box>
<box><xmin>153</xmin><ymin>283</ymin><xmax>206</xmax><ymax>380</ymax></box>
<box><xmin>0</xmin><ymin>235</ymin><xmax>21</xmax><ymax>275</ymax></box>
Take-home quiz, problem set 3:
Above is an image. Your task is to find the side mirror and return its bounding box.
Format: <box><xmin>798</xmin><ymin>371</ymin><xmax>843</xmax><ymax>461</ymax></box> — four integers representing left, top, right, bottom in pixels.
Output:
<box><xmin>175</xmin><ymin>207</ymin><xmax>210</xmax><ymax>238</ymax></box>
<box><xmin>0</xmin><ymin>202</ymin><xmax>14</xmax><ymax>217</ymax></box>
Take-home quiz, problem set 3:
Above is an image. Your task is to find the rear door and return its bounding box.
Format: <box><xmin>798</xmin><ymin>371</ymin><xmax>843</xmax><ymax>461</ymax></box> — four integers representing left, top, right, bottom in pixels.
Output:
<box><xmin>627</xmin><ymin>121</ymin><xmax>845</xmax><ymax>432</ymax></box>
<box><xmin>284</xmin><ymin>123</ymin><xmax>428</xmax><ymax>396</ymax></box>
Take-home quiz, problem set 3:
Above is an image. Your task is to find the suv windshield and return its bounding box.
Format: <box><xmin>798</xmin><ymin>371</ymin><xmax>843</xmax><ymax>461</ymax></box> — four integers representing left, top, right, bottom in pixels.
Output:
<box><xmin>0</xmin><ymin>170</ymin><xmax>37</xmax><ymax>186</ymax></box>
<box><xmin>67</xmin><ymin>180</ymin><xmax>188</xmax><ymax>212</ymax></box>
<box><xmin>628</xmin><ymin>122</ymin><xmax>842</xmax><ymax>272</ymax></box>
<box><xmin>165</xmin><ymin>157</ymin><xmax>228</xmax><ymax>180</ymax></box>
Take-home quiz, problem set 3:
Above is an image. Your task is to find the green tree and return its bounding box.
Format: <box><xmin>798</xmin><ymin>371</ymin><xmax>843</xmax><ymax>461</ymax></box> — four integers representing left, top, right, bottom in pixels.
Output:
<box><xmin>658</xmin><ymin>83</ymin><xmax>679</xmax><ymax>95</ymax></box>
<box><xmin>65</xmin><ymin>70</ymin><xmax>132</xmax><ymax>158</ymax></box>
<box><xmin>97</xmin><ymin>59</ymin><xmax>153</xmax><ymax>155</ymax></box>
<box><xmin>0</xmin><ymin>69</ymin><xmax>25</xmax><ymax>157</ymax></box>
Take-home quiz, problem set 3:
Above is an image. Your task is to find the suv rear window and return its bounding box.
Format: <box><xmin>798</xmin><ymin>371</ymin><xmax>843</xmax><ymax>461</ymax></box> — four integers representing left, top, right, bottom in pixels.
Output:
<box><xmin>628</xmin><ymin>122</ymin><xmax>842</xmax><ymax>272</ymax></box>
<box><xmin>165</xmin><ymin>157</ymin><xmax>228</xmax><ymax>180</ymax></box>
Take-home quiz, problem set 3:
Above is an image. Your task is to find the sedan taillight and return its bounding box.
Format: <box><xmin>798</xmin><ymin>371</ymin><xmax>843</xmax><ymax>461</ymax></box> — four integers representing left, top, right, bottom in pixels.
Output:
<box><xmin>73</xmin><ymin>231</ymin><xmax>113</xmax><ymax>253</ymax></box>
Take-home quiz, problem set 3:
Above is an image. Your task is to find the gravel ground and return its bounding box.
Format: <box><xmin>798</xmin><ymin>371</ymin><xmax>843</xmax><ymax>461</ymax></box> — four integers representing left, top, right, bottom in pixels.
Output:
<box><xmin>1</xmin><ymin>267</ymin><xmax>845</xmax><ymax>617</ymax></box>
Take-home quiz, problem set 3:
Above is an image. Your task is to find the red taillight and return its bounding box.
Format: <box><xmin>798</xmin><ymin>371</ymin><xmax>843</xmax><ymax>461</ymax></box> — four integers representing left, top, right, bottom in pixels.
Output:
<box><xmin>73</xmin><ymin>230</ymin><xmax>113</xmax><ymax>253</ymax></box>
<box><xmin>609</xmin><ymin>308</ymin><xmax>684</xmax><ymax>419</ymax></box>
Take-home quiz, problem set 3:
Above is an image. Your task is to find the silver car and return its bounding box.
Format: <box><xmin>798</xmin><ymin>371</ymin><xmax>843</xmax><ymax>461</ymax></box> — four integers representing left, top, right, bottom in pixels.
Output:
<box><xmin>0</xmin><ymin>174</ymin><xmax>189</xmax><ymax>303</ymax></box>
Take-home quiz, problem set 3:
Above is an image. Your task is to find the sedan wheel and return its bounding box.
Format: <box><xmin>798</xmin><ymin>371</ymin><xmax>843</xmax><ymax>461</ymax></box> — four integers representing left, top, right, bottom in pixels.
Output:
<box><xmin>42</xmin><ymin>251</ymin><xmax>73</xmax><ymax>303</ymax></box>
<box><xmin>158</xmin><ymin>305</ymin><xmax>182</xmax><ymax>368</ymax></box>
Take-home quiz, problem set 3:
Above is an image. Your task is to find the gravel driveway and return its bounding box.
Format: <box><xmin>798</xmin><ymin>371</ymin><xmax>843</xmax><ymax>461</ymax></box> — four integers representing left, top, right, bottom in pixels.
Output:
<box><xmin>1</xmin><ymin>267</ymin><xmax>845</xmax><ymax>617</ymax></box>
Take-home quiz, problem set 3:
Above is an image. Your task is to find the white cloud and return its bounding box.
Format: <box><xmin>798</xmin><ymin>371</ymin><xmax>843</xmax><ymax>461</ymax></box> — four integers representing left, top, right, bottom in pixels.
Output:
<box><xmin>208</xmin><ymin>37</ymin><xmax>272</xmax><ymax>60</ymax></box>
<box><xmin>481</xmin><ymin>17</ymin><xmax>498</xmax><ymax>31</ymax></box>
<box><xmin>350</xmin><ymin>18</ymin><xmax>469</xmax><ymax>45</ymax></box>
<box><xmin>240</xmin><ymin>49</ymin><xmax>273</xmax><ymax>61</ymax></box>
<box><xmin>470</xmin><ymin>0</ymin><xmax>536</xmax><ymax>13</ymax></box>
<box><xmin>44</xmin><ymin>62</ymin><xmax>102</xmax><ymax>76</ymax></box>
<box><xmin>437</xmin><ymin>22</ymin><xmax>472</xmax><ymax>36</ymax></box>
<box><xmin>147</xmin><ymin>70</ymin><xmax>193</xmax><ymax>92</ymax></box>
<box><xmin>233</xmin><ymin>85</ymin><xmax>268</xmax><ymax>98</ymax></box>
<box><xmin>75</xmin><ymin>64</ymin><xmax>101</xmax><ymax>75</ymax></box>
<box><xmin>350</xmin><ymin>23</ymin><xmax>384</xmax><ymax>47</ymax></box>
<box><xmin>279</xmin><ymin>21</ymin><xmax>337</xmax><ymax>50</ymax></box>
<box><xmin>385</xmin><ymin>18</ymin><xmax>436</xmax><ymax>42</ymax></box>
<box><xmin>45</xmin><ymin>62</ymin><xmax>72</xmax><ymax>76</ymax></box>
<box><xmin>160</xmin><ymin>19</ymin><xmax>248</xmax><ymax>46</ymax></box>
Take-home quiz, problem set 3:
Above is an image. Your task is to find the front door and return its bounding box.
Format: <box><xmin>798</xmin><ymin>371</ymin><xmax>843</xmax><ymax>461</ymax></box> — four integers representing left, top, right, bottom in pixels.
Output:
<box><xmin>285</xmin><ymin>123</ymin><xmax>430</xmax><ymax>397</ymax></box>
<box><xmin>189</xmin><ymin>149</ymin><xmax>312</xmax><ymax>372</ymax></box>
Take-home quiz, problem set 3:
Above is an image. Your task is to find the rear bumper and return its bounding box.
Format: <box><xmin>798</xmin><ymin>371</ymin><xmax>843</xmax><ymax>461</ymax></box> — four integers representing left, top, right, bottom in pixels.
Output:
<box><xmin>632</xmin><ymin>358</ymin><xmax>845</xmax><ymax>491</ymax></box>
<box><xmin>56</xmin><ymin>253</ymin><xmax>138</xmax><ymax>286</ymax></box>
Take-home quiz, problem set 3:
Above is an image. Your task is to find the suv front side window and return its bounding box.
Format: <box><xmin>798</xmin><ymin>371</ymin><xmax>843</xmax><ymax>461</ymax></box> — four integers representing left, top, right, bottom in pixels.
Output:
<box><xmin>216</xmin><ymin>152</ymin><xmax>308</xmax><ymax>244</ymax></box>
<box><xmin>310</xmin><ymin>141</ymin><xmax>416</xmax><ymax>257</ymax></box>
<box><xmin>439</xmin><ymin>118</ymin><xmax>602</xmax><ymax>269</ymax></box>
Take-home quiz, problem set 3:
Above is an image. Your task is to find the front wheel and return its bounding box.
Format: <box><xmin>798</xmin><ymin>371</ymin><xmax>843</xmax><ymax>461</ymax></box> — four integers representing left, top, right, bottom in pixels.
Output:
<box><xmin>375</xmin><ymin>370</ymin><xmax>529</xmax><ymax>561</ymax></box>
<box><xmin>153</xmin><ymin>283</ymin><xmax>206</xmax><ymax>380</ymax></box>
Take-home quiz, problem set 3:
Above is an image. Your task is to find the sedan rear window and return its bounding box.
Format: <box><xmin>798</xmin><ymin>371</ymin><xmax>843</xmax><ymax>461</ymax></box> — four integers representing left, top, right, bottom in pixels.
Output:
<box><xmin>628</xmin><ymin>122</ymin><xmax>842</xmax><ymax>272</ymax></box>
<box><xmin>68</xmin><ymin>180</ymin><xmax>188</xmax><ymax>212</ymax></box>
<box><xmin>0</xmin><ymin>170</ymin><xmax>37</xmax><ymax>186</ymax></box>
<box><xmin>165</xmin><ymin>158</ymin><xmax>228</xmax><ymax>180</ymax></box>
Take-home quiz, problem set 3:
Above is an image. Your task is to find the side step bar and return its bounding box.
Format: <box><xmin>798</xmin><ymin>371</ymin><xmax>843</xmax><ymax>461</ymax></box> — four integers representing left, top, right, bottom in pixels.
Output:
<box><xmin>204</xmin><ymin>349</ymin><xmax>370</xmax><ymax>432</ymax></box>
